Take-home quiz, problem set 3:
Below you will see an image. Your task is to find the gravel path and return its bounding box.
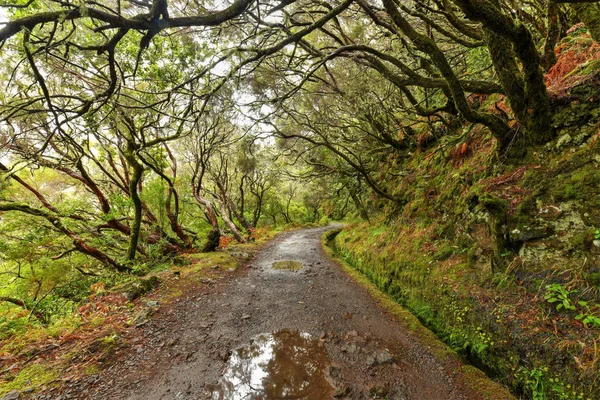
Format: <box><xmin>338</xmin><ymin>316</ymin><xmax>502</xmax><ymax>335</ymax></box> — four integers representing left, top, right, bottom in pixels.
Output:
<box><xmin>69</xmin><ymin>226</ymin><xmax>495</xmax><ymax>399</ymax></box>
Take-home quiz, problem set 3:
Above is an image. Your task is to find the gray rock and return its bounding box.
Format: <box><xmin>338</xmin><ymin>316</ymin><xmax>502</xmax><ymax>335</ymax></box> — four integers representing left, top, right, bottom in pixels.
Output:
<box><xmin>328</xmin><ymin>365</ymin><xmax>343</xmax><ymax>379</ymax></box>
<box><xmin>375</xmin><ymin>350</ymin><xmax>394</xmax><ymax>365</ymax></box>
<box><xmin>1</xmin><ymin>391</ymin><xmax>20</xmax><ymax>400</ymax></box>
<box><xmin>366</xmin><ymin>356</ymin><xmax>377</xmax><ymax>367</ymax></box>
<box><xmin>511</xmin><ymin>226</ymin><xmax>553</xmax><ymax>242</ymax></box>
<box><xmin>132</xmin><ymin>307</ymin><xmax>154</xmax><ymax>326</ymax></box>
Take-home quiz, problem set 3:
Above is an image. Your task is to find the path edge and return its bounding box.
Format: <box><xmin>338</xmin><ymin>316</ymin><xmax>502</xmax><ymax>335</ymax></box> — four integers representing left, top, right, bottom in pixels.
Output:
<box><xmin>320</xmin><ymin>228</ymin><xmax>515</xmax><ymax>400</ymax></box>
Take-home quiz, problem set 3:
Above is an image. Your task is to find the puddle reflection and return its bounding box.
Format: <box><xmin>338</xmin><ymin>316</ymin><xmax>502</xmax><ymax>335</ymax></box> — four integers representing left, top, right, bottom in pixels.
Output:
<box><xmin>211</xmin><ymin>330</ymin><xmax>332</xmax><ymax>399</ymax></box>
<box><xmin>272</xmin><ymin>260</ymin><xmax>303</xmax><ymax>271</ymax></box>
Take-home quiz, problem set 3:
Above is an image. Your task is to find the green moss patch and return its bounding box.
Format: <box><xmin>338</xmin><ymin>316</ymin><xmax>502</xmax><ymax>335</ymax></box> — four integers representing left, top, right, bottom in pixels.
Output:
<box><xmin>0</xmin><ymin>363</ymin><xmax>58</xmax><ymax>396</ymax></box>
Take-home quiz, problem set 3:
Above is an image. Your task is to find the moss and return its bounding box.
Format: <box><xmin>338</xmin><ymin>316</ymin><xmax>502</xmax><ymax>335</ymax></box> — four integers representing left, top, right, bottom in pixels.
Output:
<box><xmin>586</xmin><ymin>272</ymin><xmax>600</xmax><ymax>286</ymax></box>
<box><xmin>0</xmin><ymin>363</ymin><xmax>58</xmax><ymax>396</ymax></box>
<box><xmin>84</xmin><ymin>364</ymin><xmax>100</xmax><ymax>375</ymax></box>
<box><xmin>570</xmin><ymin>230</ymin><xmax>594</xmax><ymax>252</ymax></box>
<box><xmin>114</xmin><ymin>276</ymin><xmax>161</xmax><ymax>301</ymax></box>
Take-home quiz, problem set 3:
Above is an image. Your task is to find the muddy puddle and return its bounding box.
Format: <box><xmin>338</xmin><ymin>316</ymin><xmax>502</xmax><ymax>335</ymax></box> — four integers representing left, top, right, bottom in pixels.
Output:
<box><xmin>210</xmin><ymin>330</ymin><xmax>332</xmax><ymax>399</ymax></box>
<box><xmin>272</xmin><ymin>260</ymin><xmax>302</xmax><ymax>271</ymax></box>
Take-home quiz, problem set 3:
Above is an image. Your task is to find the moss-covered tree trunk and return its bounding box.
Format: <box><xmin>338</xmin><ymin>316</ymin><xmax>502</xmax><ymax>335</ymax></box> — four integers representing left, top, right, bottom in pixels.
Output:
<box><xmin>202</xmin><ymin>229</ymin><xmax>221</xmax><ymax>252</ymax></box>
<box><xmin>542</xmin><ymin>3</ymin><xmax>560</xmax><ymax>70</ymax></box>
<box><xmin>571</xmin><ymin>2</ymin><xmax>600</xmax><ymax>42</ymax></box>
<box><xmin>454</xmin><ymin>0</ymin><xmax>555</xmax><ymax>149</ymax></box>
<box><xmin>124</xmin><ymin>143</ymin><xmax>144</xmax><ymax>262</ymax></box>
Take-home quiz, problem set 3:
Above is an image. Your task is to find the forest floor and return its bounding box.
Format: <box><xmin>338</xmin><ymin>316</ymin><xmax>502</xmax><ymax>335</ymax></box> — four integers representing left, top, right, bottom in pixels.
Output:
<box><xmin>24</xmin><ymin>226</ymin><xmax>513</xmax><ymax>400</ymax></box>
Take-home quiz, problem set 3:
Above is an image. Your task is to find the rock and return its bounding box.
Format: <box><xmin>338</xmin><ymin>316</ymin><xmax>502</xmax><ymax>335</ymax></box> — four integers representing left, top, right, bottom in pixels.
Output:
<box><xmin>511</xmin><ymin>226</ymin><xmax>553</xmax><ymax>242</ymax></box>
<box><xmin>219</xmin><ymin>350</ymin><xmax>229</xmax><ymax>361</ymax></box>
<box><xmin>333</xmin><ymin>385</ymin><xmax>350</xmax><ymax>397</ymax></box>
<box><xmin>116</xmin><ymin>276</ymin><xmax>161</xmax><ymax>301</ymax></box>
<box><xmin>347</xmin><ymin>330</ymin><xmax>358</xmax><ymax>337</ymax></box>
<box><xmin>347</xmin><ymin>344</ymin><xmax>357</xmax><ymax>354</ymax></box>
<box><xmin>594</xmin><ymin>240</ymin><xmax>600</xmax><ymax>248</ymax></box>
<box><xmin>366</xmin><ymin>356</ymin><xmax>377</xmax><ymax>367</ymax></box>
<box><xmin>131</xmin><ymin>307</ymin><xmax>154</xmax><ymax>326</ymax></box>
<box><xmin>328</xmin><ymin>365</ymin><xmax>343</xmax><ymax>379</ymax></box>
<box><xmin>369</xmin><ymin>384</ymin><xmax>389</xmax><ymax>397</ymax></box>
<box><xmin>145</xmin><ymin>300</ymin><xmax>159</xmax><ymax>308</ymax></box>
<box><xmin>231</xmin><ymin>252</ymin><xmax>250</xmax><ymax>259</ymax></box>
<box><xmin>376</xmin><ymin>350</ymin><xmax>394</xmax><ymax>365</ymax></box>
<box><xmin>538</xmin><ymin>205</ymin><xmax>562</xmax><ymax>221</ymax></box>
<box><xmin>390</xmin><ymin>392</ymin><xmax>408</xmax><ymax>400</ymax></box>
<box><xmin>556</xmin><ymin>133</ymin><xmax>572</xmax><ymax>149</ymax></box>
<box><xmin>1</xmin><ymin>391</ymin><xmax>20</xmax><ymax>400</ymax></box>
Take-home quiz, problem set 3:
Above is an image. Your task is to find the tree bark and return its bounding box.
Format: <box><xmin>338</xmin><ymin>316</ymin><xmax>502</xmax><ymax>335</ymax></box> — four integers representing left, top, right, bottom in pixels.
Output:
<box><xmin>571</xmin><ymin>2</ymin><xmax>600</xmax><ymax>42</ymax></box>
<box><xmin>542</xmin><ymin>2</ymin><xmax>560</xmax><ymax>70</ymax></box>
<box><xmin>218</xmin><ymin>197</ymin><xmax>246</xmax><ymax>243</ymax></box>
<box><xmin>124</xmin><ymin>142</ymin><xmax>144</xmax><ymax>262</ymax></box>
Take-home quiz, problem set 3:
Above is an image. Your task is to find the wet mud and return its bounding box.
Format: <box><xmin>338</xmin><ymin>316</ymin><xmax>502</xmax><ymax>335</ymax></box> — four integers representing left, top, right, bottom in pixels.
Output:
<box><xmin>80</xmin><ymin>226</ymin><xmax>493</xmax><ymax>400</ymax></box>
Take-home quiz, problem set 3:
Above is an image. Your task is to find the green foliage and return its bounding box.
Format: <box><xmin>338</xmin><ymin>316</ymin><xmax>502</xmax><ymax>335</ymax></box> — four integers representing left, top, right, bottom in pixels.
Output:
<box><xmin>518</xmin><ymin>367</ymin><xmax>547</xmax><ymax>400</ymax></box>
<box><xmin>544</xmin><ymin>284</ymin><xmax>577</xmax><ymax>311</ymax></box>
<box><xmin>575</xmin><ymin>301</ymin><xmax>600</xmax><ymax>328</ymax></box>
<box><xmin>517</xmin><ymin>366</ymin><xmax>589</xmax><ymax>400</ymax></box>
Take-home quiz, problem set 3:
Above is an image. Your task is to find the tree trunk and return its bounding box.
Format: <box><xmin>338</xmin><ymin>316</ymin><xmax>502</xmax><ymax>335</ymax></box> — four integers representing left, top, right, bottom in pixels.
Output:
<box><xmin>202</xmin><ymin>229</ymin><xmax>221</xmax><ymax>252</ymax></box>
<box><xmin>218</xmin><ymin>198</ymin><xmax>246</xmax><ymax>243</ymax></box>
<box><xmin>542</xmin><ymin>2</ymin><xmax>560</xmax><ymax>70</ymax></box>
<box><xmin>451</xmin><ymin>0</ymin><xmax>554</xmax><ymax>146</ymax></box>
<box><xmin>571</xmin><ymin>3</ymin><xmax>600</xmax><ymax>42</ymax></box>
<box><xmin>124</xmin><ymin>143</ymin><xmax>144</xmax><ymax>262</ymax></box>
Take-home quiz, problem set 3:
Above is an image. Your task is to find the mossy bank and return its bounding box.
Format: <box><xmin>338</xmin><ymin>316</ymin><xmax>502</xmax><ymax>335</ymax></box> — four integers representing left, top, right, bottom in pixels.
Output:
<box><xmin>327</xmin><ymin>92</ymin><xmax>600</xmax><ymax>399</ymax></box>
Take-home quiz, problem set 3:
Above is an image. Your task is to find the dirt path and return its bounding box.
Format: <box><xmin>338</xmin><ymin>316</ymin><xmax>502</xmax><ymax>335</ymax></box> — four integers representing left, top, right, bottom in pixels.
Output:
<box><xmin>70</xmin><ymin>226</ymin><xmax>500</xmax><ymax>399</ymax></box>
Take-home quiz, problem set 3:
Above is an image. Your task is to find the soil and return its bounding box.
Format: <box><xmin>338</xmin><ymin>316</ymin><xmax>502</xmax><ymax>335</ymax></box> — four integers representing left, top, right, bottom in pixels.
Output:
<box><xmin>36</xmin><ymin>226</ymin><xmax>500</xmax><ymax>399</ymax></box>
